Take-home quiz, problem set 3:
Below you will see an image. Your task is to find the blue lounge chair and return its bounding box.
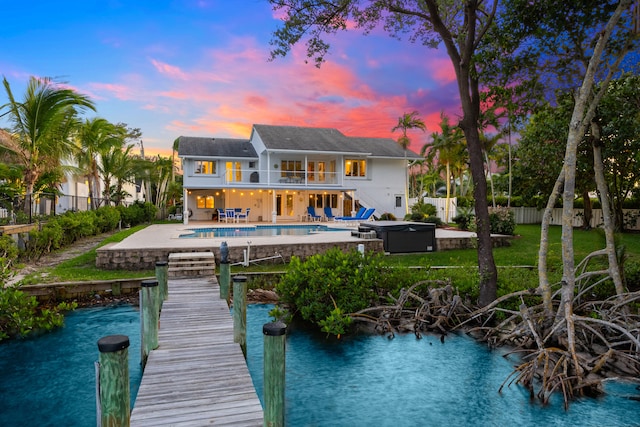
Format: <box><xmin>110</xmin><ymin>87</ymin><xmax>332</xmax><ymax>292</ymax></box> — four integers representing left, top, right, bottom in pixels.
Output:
<box><xmin>323</xmin><ymin>206</ymin><xmax>335</xmax><ymax>221</ymax></box>
<box><xmin>307</xmin><ymin>206</ymin><xmax>322</xmax><ymax>221</ymax></box>
<box><xmin>336</xmin><ymin>207</ymin><xmax>375</xmax><ymax>224</ymax></box>
<box><xmin>335</xmin><ymin>207</ymin><xmax>366</xmax><ymax>221</ymax></box>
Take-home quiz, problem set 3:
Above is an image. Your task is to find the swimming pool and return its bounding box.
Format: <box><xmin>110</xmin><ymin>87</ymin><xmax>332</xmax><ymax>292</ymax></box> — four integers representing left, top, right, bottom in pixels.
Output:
<box><xmin>179</xmin><ymin>224</ymin><xmax>350</xmax><ymax>238</ymax></box>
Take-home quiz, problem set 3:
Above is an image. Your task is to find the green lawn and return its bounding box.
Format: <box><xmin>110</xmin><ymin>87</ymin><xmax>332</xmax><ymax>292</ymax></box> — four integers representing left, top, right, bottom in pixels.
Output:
<box><xmin>19</xmin><ymin>225</ymin><xmax>154</xmax><ymax>284</ymax></box>
<box><xmin>22</xmin><ymin>223</ymin><xmax>640</xmax><ymax>295</ymax></box>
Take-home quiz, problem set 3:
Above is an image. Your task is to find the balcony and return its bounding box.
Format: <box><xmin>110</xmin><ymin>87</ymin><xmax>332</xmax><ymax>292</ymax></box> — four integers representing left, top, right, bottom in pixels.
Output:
<box><xmin>221</xmin><ymin>169</ymin><xmax>343</xmax><ymax>188</ymax></box>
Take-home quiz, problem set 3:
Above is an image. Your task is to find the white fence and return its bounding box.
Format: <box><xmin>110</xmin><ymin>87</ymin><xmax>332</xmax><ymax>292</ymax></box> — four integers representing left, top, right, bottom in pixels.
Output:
<box><xmin>412</xmin><ymin>199</ymin><xmax>640</xmax><ymax>231</ymax></box>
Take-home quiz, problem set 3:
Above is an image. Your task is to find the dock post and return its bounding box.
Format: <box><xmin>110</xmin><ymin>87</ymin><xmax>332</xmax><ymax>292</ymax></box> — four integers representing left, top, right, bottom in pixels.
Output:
<box><xmin>97</xmin><ymin>335</ymin><xmax>130</xmax><ymax>427</ymax></box>
<box><xmin>263</xmin><ymin>322</ymin><xmax>287</xmax><ymax>427</ymax></box>
<box><xmin>140</xmin><ymin>279</ymin><xmax>160</xmax><ymax>366</ymax></box>
<box><xmin>155</xmin><ymin>261</ymin><xmax>168</xmax><ymax>302</ymax></box>
<box><xmin>219</xmin><ymin>241</ymin><xmax>230</xmax><ymax>303</ymax></box>
<box><xmin>232</xmin><ymin>275</ymin><xmax>248</xmax><ymax>357</ymax></box>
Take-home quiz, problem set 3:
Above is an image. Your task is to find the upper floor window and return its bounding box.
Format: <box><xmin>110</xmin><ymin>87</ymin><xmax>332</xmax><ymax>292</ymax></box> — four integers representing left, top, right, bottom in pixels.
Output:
<box><xmin>195</xmin><ymin>160</ymin><xmax>216</xmax><ymax>175</ymax></box>
<box><xmin>345</xmin><ymin>159</ymin><xmax>367</xmax><ymax>177</ymax></box>
<box><xmin>281</xmin><ymin>160</ymin><xmax>303</xmax><ymax>178</ymax></box>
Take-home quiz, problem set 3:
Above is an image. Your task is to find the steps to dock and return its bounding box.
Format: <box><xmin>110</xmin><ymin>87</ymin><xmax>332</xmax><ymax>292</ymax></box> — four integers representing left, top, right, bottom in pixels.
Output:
<box><xmin>167</xmin><ymin>252</ymin><xmax>216</xmax><ymax>278</ymax></box>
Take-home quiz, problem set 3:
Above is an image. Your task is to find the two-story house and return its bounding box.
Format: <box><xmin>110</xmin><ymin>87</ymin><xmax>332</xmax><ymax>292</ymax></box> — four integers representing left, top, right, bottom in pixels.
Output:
<box><xmin>177</xmin><ymin>124</ymin><xmax>421</xmax><ymax>223</ymax></box>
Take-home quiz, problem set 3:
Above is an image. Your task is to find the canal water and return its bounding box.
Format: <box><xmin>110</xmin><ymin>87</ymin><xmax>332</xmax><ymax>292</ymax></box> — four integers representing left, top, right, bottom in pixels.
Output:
<box><xmin>1</xmin><ymin>304</ymin><xmax>638</xmax><ymax>426</ymax></box>
<box><xmin>245</xmin><ymin>304</ymin><xmax>640</xmax><ymax>427</ymax></box>
<box><xmin>0</xmin><ymin>305</ymin><xmax>142</xmax><ymax>427</ymax></box>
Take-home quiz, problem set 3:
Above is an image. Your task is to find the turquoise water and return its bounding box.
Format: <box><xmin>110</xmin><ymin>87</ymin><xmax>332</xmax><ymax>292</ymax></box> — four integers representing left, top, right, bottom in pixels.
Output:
<box><xmin>0</xmin><ymin>305</ymin><xmax>142</xmax><ymax>427</ymax></box>
<box><xmin>180</xmin><ymin>224</ymin><xmax>348</xmax><ymax>238</ymax></box>
<box><xmin>2</xmin><ymin>304</ymin><xmax>638</xmax><ymax>426</ymax></box>
<box><xmin>245</xmin><ymin>304</ymin><xmax>640</xmax><ymax>427</ymax></box>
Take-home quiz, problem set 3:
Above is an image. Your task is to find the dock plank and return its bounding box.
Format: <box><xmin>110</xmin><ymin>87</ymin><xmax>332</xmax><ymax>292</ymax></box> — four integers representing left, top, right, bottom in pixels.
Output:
<box><xmin>130</xmin><ymin>277</ymin><xmax>263</xmax><ymax>426</ymax></box>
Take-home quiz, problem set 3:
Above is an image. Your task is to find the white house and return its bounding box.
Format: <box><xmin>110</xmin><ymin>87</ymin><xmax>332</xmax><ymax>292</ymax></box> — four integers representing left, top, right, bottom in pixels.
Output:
<box><xmin>177</xmin><ymin>124</ymin><xmax>421</xmax><ymax>223</ymax></box>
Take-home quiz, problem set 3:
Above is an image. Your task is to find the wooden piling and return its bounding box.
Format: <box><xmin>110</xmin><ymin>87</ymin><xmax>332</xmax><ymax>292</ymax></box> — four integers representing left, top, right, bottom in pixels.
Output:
<box><xmin>140</xmin><ymin>279</ymin><xmax>159</xmax><ymax>366</ymax></box>
<box><xmin>155</xmin><ymin>261</ymin><xmax>168</xmax><ymax>302</ymax></box>
<box><xmin>97</xmin><ymin>335</ymin><xmax>130</xmax><ymax>427</ymax></box>
<box><xmin>219</xmin><ymin>261</ymin><xmax>230</xmax><ymax>303</ymax></box>
<box><xmin>263</xmin><ymin>322</ymin><xmax>286</xmax><ymax>427</ymax></box>
<box><xmin>232</xmin><ymin>275</ymin><xmax>247</xmax><ymax>357</ymax></box>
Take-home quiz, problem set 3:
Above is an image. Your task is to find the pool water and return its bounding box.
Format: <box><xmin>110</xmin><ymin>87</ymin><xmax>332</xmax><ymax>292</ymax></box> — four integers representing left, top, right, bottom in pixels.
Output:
<box><xmin>0</xmin><ymin>305</ymin><xmax>142</xmax><ymax>427</ymax></box>
<box><xmin>180</xmin><ymin>224</ymin><xmax>349</xmax><ymax>238</ymax></box>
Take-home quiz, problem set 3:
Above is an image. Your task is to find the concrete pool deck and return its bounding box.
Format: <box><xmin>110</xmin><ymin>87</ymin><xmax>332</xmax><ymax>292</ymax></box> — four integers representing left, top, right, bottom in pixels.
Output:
<box><xmin>96</xmin><ymin>221</ymin><xmax>506</xmax><ymax>270</ymax></box>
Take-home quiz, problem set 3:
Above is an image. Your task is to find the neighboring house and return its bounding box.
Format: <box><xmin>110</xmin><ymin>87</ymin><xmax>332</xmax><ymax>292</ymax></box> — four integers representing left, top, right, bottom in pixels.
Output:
<box><xmin>177</xmin><ymin>124</ymin><xmax>421</xmax><ymax>223</ymax></box>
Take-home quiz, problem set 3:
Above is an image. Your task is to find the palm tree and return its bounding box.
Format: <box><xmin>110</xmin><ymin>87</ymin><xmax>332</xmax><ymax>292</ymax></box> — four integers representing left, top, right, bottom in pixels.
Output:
<box><xmin>392</xmin><ymin>111</ymin><xmax>426</xmax><ymax>215</ymax></box>
<box><xmin>103</xmin><ymin>144</ymin><xmax>136</xmax><ymax>206</ymax></box>
<box><xmin>423</xmin><ymin>112</ymin><xmax>467</xmax><ymax>223</ymax></box>
<box><xmin>76</xmin><ymin>118</ymin><xmax>124</xmax><ymax>209</ymax></box>
<box><xmin>0</xmin><ymin>76</ymin><xmax>95</xmax><ymax>215</ymax></box>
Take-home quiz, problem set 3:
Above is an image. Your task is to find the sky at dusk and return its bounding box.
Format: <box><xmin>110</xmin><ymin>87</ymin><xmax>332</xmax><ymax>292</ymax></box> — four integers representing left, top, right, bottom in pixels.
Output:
<box><xmin>0</xmin><ymin>0</ymin><xmax>461</xmax><ymax>157</ymax></box>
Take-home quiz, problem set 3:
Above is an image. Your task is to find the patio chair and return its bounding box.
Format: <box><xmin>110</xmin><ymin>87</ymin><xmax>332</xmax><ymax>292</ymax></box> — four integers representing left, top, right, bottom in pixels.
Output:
<box><xmin>307</xmin><ymin>206</ymin><xmax>322</xmax><ymax>221</ymax></box>
<box><xmin>217</xmin><ymin>208</ymin><xmax>227</xmax><ymax>222</ymax></box>
<box><xmin>236</xmin><ymin>208</ymin><xmax>250</xmax><ymax>223</ymax></box>
<box><xmin>323</xmin><ymin>206</ymin><xmax>335</xmax><ymax>221</ymax></box>
<box><xmin>225</xmin><ymin>208</ymin><xmax>236</xmax><ymax>223</ymax></box>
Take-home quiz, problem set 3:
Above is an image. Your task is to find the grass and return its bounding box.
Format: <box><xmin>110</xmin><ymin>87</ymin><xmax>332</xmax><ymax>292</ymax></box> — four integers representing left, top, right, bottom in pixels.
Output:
<box><xmin>22</xmin><ymin>223</ymin><xmax>640</xmax><ymax>294</ymax></box>
<box><xmin>19</xmin><ymin>225</ymin><xmax>154</xmax><ymax>284</ymax></box>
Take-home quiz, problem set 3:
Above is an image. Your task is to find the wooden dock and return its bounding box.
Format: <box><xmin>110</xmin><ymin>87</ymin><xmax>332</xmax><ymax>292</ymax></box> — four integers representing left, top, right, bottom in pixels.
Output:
<box><xmin>130</xmin><ymin>277</ymin><xmax>263</xmax><ymax>426</ymax></box>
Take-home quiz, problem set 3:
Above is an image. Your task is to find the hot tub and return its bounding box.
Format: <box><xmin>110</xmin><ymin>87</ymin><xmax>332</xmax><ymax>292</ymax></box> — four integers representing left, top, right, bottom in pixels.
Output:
<box><xmin>358</xmin><ymin>221</ymin><xmax>436</xmax><ymax>253</ymax></box>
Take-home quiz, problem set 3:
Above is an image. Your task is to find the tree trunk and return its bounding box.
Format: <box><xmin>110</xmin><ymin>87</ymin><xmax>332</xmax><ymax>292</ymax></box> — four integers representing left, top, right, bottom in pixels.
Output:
<box><xmin>592</xmin><ymin>122</ymin><xmax>626</xmax><ymax>296</ymax></box>
<box><xmin>539</xmin><ymin>170</ymin><xmax>564</xmax><ymax>316</ymax></box>
<box><xmin>463</xmin><ymin>120</ymin><xmax>498</xmax><ymax>306</ymax></box>
<box><xmin>581</xmin><ymin>189</ymin><xmax>592</xmax><ymax>230</ymax></box>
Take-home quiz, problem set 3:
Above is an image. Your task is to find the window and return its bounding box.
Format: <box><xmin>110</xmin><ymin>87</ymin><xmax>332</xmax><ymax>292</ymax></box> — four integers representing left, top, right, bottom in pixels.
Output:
<box><xmin>345</xmin><ymin>159</ymin><xmax>367</xmax><ymax>177</ymax></box>
<box><xmin>194</xmin><ymin>160</ymin><xmax>216</xmax><ymax>175</ymax></box>
<box><xmin>249</xmin><ymin>161</ymin><xmax>256</xmax><ymax>168</ymax></box>
<box><xmin>395</xmin><ymin>196</ymin><xmax>402</xmax><ymax>208</ymax></box>
<box><xmin>226</xmin><ymin>162</ymin><xmax>242</xmax><ymax>182</ymax></box>
<box><xmin>308</xmin><ymin>193</ymin><xmax>338</xmax><ymax>208</ymax></box>
<box><xmin>196</xmin><ymin>195</ymin><xmax>215</xmax><ymax>209</ymax></box>
<box><xmin>281</xmin><ymin>160</ymin><xmax>303</xmax><ymax>178</ymax></box>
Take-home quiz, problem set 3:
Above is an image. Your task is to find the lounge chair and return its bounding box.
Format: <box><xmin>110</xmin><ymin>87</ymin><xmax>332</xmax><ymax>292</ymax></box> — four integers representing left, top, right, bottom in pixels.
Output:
<box><xmin>307</xmin><ymin>206</ymin><xmax>322</xmax><ymax>221</ymax></box>
<box><xmin>323</xmin><ymin>206</ymin><xmax>335</xmax><ymax>221</ymax></box>
<box><xmin>335</xmin><ymin>207</ymin><xmax>366</xmax><ymax>222</ymax></box>
<box><xmin>336</xmin><ymin>208</ymin><xmax>375</xmax><ymax>224</ymax></box>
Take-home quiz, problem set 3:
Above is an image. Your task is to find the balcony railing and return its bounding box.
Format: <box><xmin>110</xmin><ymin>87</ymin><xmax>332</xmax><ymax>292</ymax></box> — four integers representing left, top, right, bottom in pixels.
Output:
<box><xmin>221</xmin><ymin>169</ymin><xmax>342</xmax><ymax>187</ymax></box>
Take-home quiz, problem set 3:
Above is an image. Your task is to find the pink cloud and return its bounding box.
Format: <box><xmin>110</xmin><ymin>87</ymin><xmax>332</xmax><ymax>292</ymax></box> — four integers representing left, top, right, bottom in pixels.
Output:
<box><xmin>150</xmin><ymin>59</ymin><xmax>188</xmax><ymax>80</ymax></box>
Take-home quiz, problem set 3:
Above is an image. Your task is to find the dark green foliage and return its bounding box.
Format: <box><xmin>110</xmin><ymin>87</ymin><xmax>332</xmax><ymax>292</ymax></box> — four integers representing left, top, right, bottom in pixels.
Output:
<box><xmin>453</xmin><ymin>211</ymin><xmax>474</xmax><ymax>231</ymax></box>
<box><xmin>624</xmin><ymin>259</ymin><xmax>640</xmax><ymax>292</ymax></box>
<box><xmin>379</xmin><ymin>212</ymin><xmax>397</xmax><ymax>221</ymax></box>
<box><xmin>95</xmin><ymin>206</ymin><xmax>121</xmax><ymax>232</ymax></box>
<box><xmin>0</xmin><ymin>286</ymin><xmax>76</xmax><ymax>341</ymax></box>
<box><xmin>275</xmin><ymin>248</ymin><xmax>431</xmax><ymax>336</ymax></box>
<box><xmin>276</xmin><ymin>248</ymin><xmax>380</xmax><ymax>327</ymax></box>
<box><xmin>117</xmin><ymin>201</ymin><xmax>157</xmax><ymax>227</ymax></box>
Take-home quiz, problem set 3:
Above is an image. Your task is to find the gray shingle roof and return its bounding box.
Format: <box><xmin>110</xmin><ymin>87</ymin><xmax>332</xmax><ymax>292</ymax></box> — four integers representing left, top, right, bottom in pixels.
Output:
<box><xmin>253</xmin><ymin>124</ymin><xmax>420</xmax><ymax>159</ymax></box>
<box><xmin>177</xmin><ymin>136</ymin><xmax>257</xmax><ymax>158</ymax></box>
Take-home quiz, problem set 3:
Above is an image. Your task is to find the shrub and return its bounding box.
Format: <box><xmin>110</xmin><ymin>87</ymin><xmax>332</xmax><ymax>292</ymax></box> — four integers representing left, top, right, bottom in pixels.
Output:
<box><xmin>379</xmin><ymin>212</ymin><xmax>397</xmax><ymax>221</ymax></box>
<box><xmin>453</xmin><ymin>207</ymin><xmax>475</xmax><ymax>230</ymax></box>
<box><xmin>488</xmin><ymin>206</ymin><xmax>516</xmax><ymax>235</ymax></box>
<box><xmin>95</xmin><ymin>206</ymin><xmax>121</xmax><ymax>232</ymax></box>
<box><xmin>276</xmin><ymin>248</ymin><xmax>384</xmax><ymax>335</ymax></box>
<box><xmin>0</xmin><ymin>286</ymin><xmax>76</xmax><ymax>341</ymax></box>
